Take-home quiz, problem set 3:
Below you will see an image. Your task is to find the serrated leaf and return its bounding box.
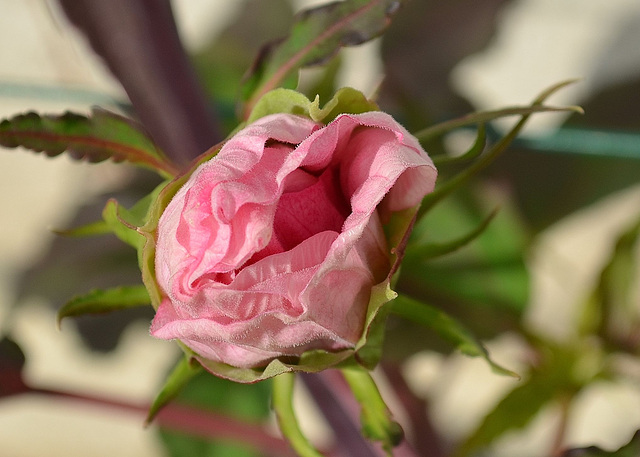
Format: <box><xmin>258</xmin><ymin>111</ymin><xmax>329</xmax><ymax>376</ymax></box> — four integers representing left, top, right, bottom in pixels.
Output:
<box><xmin>342</xmin><ymin>367</ymin><xmax>403</xmax><ymax>454</ymax></box>
<box><xmin>0</xmin><ymin>108</ymin><xmax>178</xmax><ymax>177</ymax></box>
<box><xmin>146</xmin><ymin>355</ymin><xmax>203</xmax><ymax>425</ymax></box>
<box><xmin>57</xmin><ymin>285</ymin><xmax>150</xmax><ymax>327</ymax></box>
<box><xmin>389</xmin><ymin>294</ymin><xmax>518</xmax><ymax>377</ymax></box>
<box><xmin>242</xmin><ymin>0</ymin><xmax>401</xmax><ymax>117</ymax></box>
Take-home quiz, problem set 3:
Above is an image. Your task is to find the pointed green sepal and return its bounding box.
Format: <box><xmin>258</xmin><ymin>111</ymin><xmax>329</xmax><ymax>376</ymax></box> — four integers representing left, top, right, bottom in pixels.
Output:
<box><xmin>389</xmin><ymin>294</ymin><xmax>518</xmax><ymax>378</ymax></box>
<box><xmin>407</xmin><ymin>208</ymin><xmax>498</xmax><ymax>261</ymax></box>
<box><xmin>432</xmin><ymin>123</ymin><xmax>486</xmax><ymax>167</ymax></box>
<box><xmin>52</xmin><ymin>220</ymin><xmax>112</xmax><ymax>238</ymax></box>
<box><xmin>246</xmin><ymin>86</ymin><xmax>379</xmax><ymax>125</ymax></box>
<box><xmin>341</xmin><ymin>367</ymin><xmax>403</xmax><ymax>454</ymax></box>
<box><xmin>145</xmin><ymin>355</ymin><xmax>203</xmax><ymax>425</ymax></box>
<box><xmin>56</xmin><ymin>285</ymin><xmax>151</xmax><ymax>328</ymax></box>
<box><xmin>272</xmin><ymin>373</ymin><xmax>325</xmax><ymax>457</ymax></box>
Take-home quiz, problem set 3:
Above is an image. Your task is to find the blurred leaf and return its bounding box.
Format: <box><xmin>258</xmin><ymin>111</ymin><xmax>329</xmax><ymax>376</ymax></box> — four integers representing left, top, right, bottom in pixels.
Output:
<box><xmin>378</xmin><ymin>0</ymin><xmax>511</xmax><ymax>132</ymax></box>
<box><xmin>53</xmin><ymin>220</ymin><xmax>111</xmax><ymax>238</ymax></box>
<box><xmin>160</xmin><ymin>370</ymin><xmax>271</xmax><ymax>457</ymax></box>
<box><xmin>0</xmin><ymin>337</ymin><xmax>28</xmax><ymax>398</ymax></box>
<box><xmin>57</xmin><ymin>285</ymin><xmax>150</xmax><ymax>327</ymax></box>
<box><xmin>242</xmin><ymin>0</ymin><xmax>401</xmax><ymax>117</ymax></box>
<box><xmin>0</xmin><ymin>108</ymin><xmax>177</xmax><ymax>177</ymax></box>
<box><xmin>192</xmin><ymin>0</ymin><xmax>294</xmax><ymax>131</ymax></box>
<box><xmin>147</xmin><ymin>356</ymin><xmax>202</xmax><ymax>425</ymax></box>
<box><xmin>398</xmin><ymin>185</ymin><xmax>530</xmax><ymax>330</ymax></box>
<box><xmin>342</xmin><ymin>368</ymin><xmax>403</xmax><ymax>453</ymax></box>
<box><xmin>562</xmin><ymin>431</ymin><xmax>640</xmax><ymax>457</ymax></box>
<box><xmin>389</xmin><ymin>294</ymin><xmax>517</xmax><ymax>377</ymax></box>
<box><xmin>457</xmin><ymin>342</ymin><xmax>602</xmax><ymax>457</ymax></box>
<box><xmin>580</xmin><ymin>211</ymin><xmax>640</xmax><ymax>347</ymax></box>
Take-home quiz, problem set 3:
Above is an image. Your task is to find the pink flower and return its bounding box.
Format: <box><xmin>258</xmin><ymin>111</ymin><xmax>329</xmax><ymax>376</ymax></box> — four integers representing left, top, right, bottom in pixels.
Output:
<box><xmin>150</xmin><ymin>111</ymin><xmax>437</xmax><ymax>369</ymax></box>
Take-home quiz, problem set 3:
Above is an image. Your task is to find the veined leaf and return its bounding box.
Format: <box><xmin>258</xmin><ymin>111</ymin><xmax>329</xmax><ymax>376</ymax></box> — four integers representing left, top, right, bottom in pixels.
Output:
<box><xmin>389</xmin><ymin>294</ymin><xmax>518</xmax><ymax>377</ymax></box>
<box><xmin>0</xmin><ymin>108</ymin><xmax>178</xmax><ymax>177</ymax></box>
<box><xmin>57</xmin><ymin>285</ymin><xmax>150</xmax><ymax>327</ymax></box>
<box><xmin>242</xmin><ymin>0</ymin><xmax>401</xmax><ymax>118</ymax></box>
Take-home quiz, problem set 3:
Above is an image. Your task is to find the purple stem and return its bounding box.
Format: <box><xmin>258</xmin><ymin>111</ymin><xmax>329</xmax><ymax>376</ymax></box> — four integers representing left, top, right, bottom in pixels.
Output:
<box><xmin>57</xmin><ymin>0</ymin><xmax>221</xmax><ymax>167</ymax></box>
<box><xmin>300</xmin><ymin>371</ymin><xmax>387</xmax><ymax>457</ymax></box>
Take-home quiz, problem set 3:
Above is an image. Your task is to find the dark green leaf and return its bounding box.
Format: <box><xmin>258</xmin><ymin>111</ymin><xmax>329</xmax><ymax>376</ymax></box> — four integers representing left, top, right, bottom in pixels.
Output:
<box><xmin>242</xmin><ymin>0</ymin><xmax>401</xmax><ymax>117</ymax></box>
<box><xmin>0</xmin><ymin>108</ymin><xmax>178</xmax><ymax>177</ymax></box>
<box><xmin>56</xmin><ymin>285</ymin><xmax>150</xmax><ymax>327</ymax></box>
<box><xmin>389</xmin><ymin>294</ymin><xmax>517</xmax><ymax>377</ymax></box>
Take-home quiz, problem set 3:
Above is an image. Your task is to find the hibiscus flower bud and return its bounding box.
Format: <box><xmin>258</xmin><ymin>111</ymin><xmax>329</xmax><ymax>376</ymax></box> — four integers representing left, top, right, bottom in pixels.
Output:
<box><xmin>148</xmin><ymin>108</ymin><xmax>437</xmax><ymax>373</ymax></box>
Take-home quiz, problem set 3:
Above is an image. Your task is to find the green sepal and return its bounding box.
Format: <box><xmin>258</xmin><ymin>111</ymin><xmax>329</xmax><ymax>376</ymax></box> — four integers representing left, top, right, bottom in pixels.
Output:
<box><xmin>246</xmin><ymin>87</ymin><xmax>378</xmax><ymax>125</ymax></box>
<box><xmin>389</xmin><ymin>294</ymin><xmax>518</xmax><ymax>378</ymax></box>
<box><xmin>341</xmin><ymin>367</ymin><xmax>403</xmax><ymax>454</ymax></box>
<box><xmin>432</xmin><ymin>123</ymin><xmax>486</xmax><ymax>167</ymax></box>
<box><xmin>308</xmin><ymin>87</ymin><xmax>379</xmax><ymax>123</ymax></box>
<box><xmin>145</xmin><ymin>355</ymin><xmax>203</xmax><ymax>425</ymax></box>
<box><xmin>272</xmin><ymin>373</ymin><xmax>325</xmax><ymax>457</ymax></box>
<box><xmin>56</xmin><ymin>285</ymin><xmax>150</xmax><ymax>328</ymax></box>
<box><xmin>406</xmin><ymin>208</ymin><xmax>498</xmax><ymax>261</ymax></box>
<box><xmin>52</xmin><ymin>220</ymin><xmax>112</xmax><ymax>238</ymax></box>
<box><xmin>417</xmin><ymin>80</ymin><xmax>583</xmax><ymax>219</ymax></box>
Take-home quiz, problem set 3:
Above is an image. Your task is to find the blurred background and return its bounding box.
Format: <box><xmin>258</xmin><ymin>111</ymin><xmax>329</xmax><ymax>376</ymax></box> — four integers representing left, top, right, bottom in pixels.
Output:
<box><xmin>1</xmin><ymin>1</ymin><xmax>640</xmax><ymax>456</ymax></box>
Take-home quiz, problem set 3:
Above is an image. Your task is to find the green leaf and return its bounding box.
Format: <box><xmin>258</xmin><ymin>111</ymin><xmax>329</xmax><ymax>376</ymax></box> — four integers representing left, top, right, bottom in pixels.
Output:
<box><xmin>580</xmin><ymin>211</ymin><xmax>640</xmax><ymax>342</ymax></box>
<box><xmin>0</xmin><ymin>108</ymin><xmax>178</xmax><ymax>177</ymax></box>
<box><xmin>456</xmin><ymin>342</ymin><xmax>598</xmax><ymax>457</ymax></box>
<box><xmin>56</xmin><ymin>285</ymin><xmax>150</xmax><ymax>327</ymax></box>
<box><xmin>272</xmin><ymin>373</ymin><xmax>325</xmax><ymax>457</ymax></box>
<box><xmin>341</xmin><ymin>367</ymin><xmax>403</xmax><ymax>454</ymax></box>
<box><xmin>389</xmin><ymin>294</ymin><xmax>518</xmax><ymax>377</ymax></box>
<box><xmin>242</xmin><ymin>0</ymin><xmax>401</xmax><ymax>117</ymax></box>
<box><xmin>146</xmin><ymin>356</ymin><xmax>203</xmax><ymax>425</ymax></box>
